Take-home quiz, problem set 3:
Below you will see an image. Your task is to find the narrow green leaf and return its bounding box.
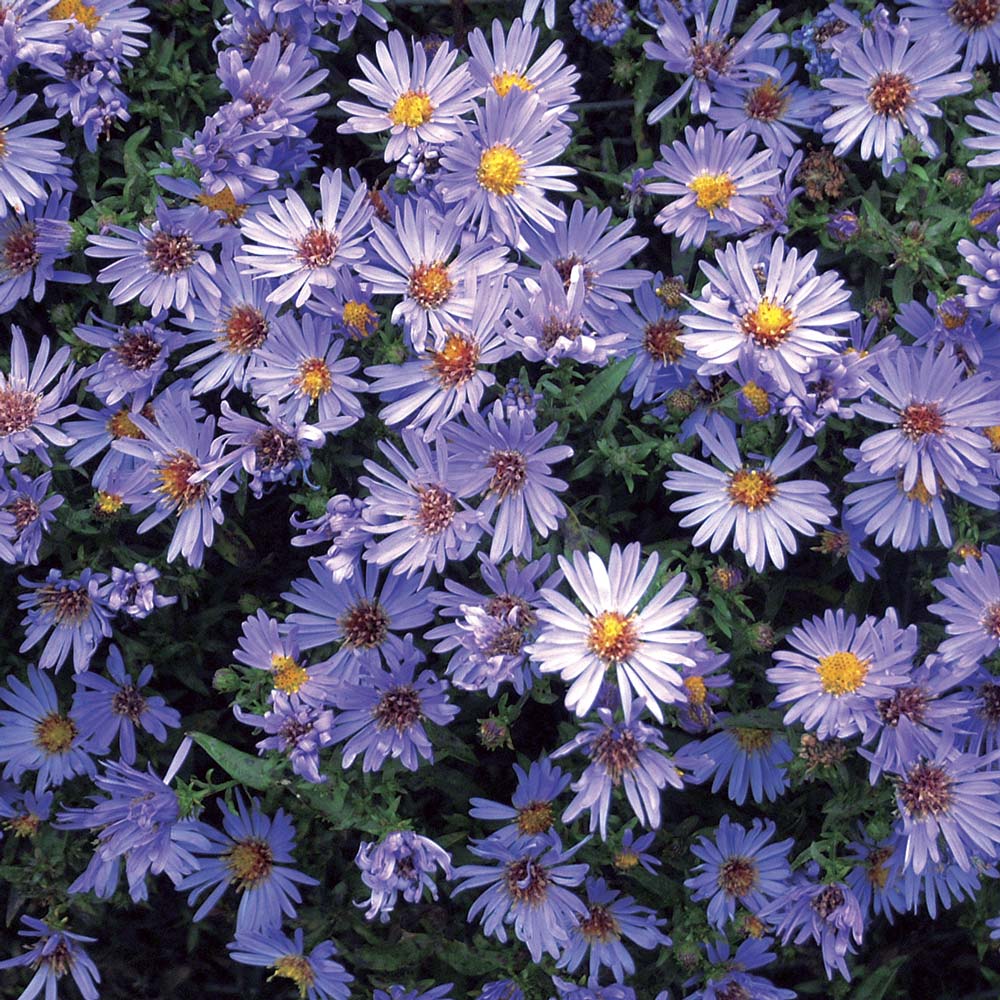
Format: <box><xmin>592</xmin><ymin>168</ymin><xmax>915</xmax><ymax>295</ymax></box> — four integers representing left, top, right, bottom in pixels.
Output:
<box><xmin>574</xmin><ymin>359</ymin><xmax>631</xmax><ymax>421</ymax></box>
<box><xmin>189</xmin><ymin>731</ymin><xmax>282</xmax><ymax>790</ymax></box>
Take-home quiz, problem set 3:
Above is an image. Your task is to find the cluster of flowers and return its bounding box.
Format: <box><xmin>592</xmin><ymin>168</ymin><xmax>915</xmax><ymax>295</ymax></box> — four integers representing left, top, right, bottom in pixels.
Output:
<box><xmin>5</xmin><ymin>0</ymin><xmax>1000</xmax><ymax>998</ymax></box>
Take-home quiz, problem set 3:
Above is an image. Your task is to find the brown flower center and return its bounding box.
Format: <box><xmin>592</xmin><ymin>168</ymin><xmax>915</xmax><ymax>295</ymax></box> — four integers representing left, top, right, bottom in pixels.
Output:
<box><xmin>876</xmin><ymin>686</ymin><xmax>928</xmax><ymax>727</ymax></box>
<box><xmin>949</xmin><ymin>0</ymin><xmax>1000</xmax><ymax>29</ymax></box>
<box><xmin>981</xmin><ymin>601</ymin><xmax>1000</xmax><ymax>638</ymax></box>
<box><xmin>340</xmin><ymin>599</ymin><xmax>390</xmax><ymax>649</ymax></box>
<box><xmin>745</xmin><ymin>79</ymin><xmax>788</xmax><ymax>122</ymax></box>
<box><xmin>868</xmin><ymin>72</ymin><xmax>914</xmax><ymax>117</ymax></box>
<box><xmin>898</xmin><ymin>761</ymin><xmax>953</xmax><ymax>818</ymax></box>
<box><xmin>505</xmin><ymin>857</ymin><xmax>549</xmax><ymax>904</ymax></box>
<box><xmin>643</xmin><ymin>318</ymin><xmax>685</xmax><ymax>363</ymax></box>
<box><xmin>222</xmin><ymin>304</ymin><xmax>269</xmax><ymax>353</ymax></box>
<box><xmin>373</xmin><ymin>685</ymin><xmax>423</xmax><ymax>731</ymax></box>
<box><xmin>415</xmin><ymin>483</ymin><xmax>455</xmax><ymax>535</ymax></box>
<box><xmin>295</xmin><ymin>228</ymin><xmax>338</xmax><ymax>269</ymax></box>
<box><xmin>2</xmin><ymin>222</ymin><xmax>39</xmax><ymax>275</ymax></box>
<box><xmin>579</xmin><ymin>903</ymin><xmax>621</xmax><ymax>942</ymax></box>
<box><xmin>811</xmin><ymin>885</ymin><xmax>845</xmax><ymax>918</ymax></box>
<box><xmin>408</xmin><ymin>262</ymin><xmax>453</xmax><ymax>309</ymax></box>
<box><xmin>732</xmin><ymin>728</ymin><xmax>773</xmax><ymax>752</ymax></box>
<box><xmin>516</xmin><ymin>801</ymin><xmax>554</xmax><ymax>835</ymax></box>
<box><xmin>717</xmin><ymin>856</ymin><xmax>757</xmax><ymax>896</ymax></box>
<box><xmin>592</xmin><ymin>727</ymin><xmax>640</xmax><ymax>783</ymax></box>
<box><xmin>900</xmin><ymin>402</ymin><xmax>944</xmax><ymax>440</ymax></box>
<box><xmin>487</xmin><ymin>449</ymin><xmax>527</xmax><ymax>499</ymax></box>
<box><xmin>115</xmin><ymin>329</ymin><xmax>162</xmax><ymax>371</ymax></box>
<box><xmin>226</xmin><ymin>837</ymin><xmax>274</xmax><ymax>887</ymax></box>
<box><xmin>0</xmin><ymin>388</ymin><xmax>39</xmax><ymax>435</ymax></box>
<box><xmin>145</xmin><ymin>231</ymin><xmax>196</xmax><ymax>275</ymax></box>
<box><xmin>38</xmin><ymin>584</ymin><xmax>92</xmax><ymax>624</ymax></box>
<box><xmin>111</xmin><ymin>684</ymin><xmax>147</xmax><ymax>722</ymax></box>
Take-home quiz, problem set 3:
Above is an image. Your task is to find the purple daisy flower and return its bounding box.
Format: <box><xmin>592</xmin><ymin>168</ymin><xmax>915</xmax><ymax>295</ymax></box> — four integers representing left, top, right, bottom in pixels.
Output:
<box><xmin>289</xmin><ymin>494</ymin><xmax>368</xmax><ymax>582</ymax></box>
<box><xmin>812</xmin><ymin>516</ymin><xmax>881</xmax><ymax>583</ymax></box>
<box><xmin>282</xmin><ymin>558</ymin><xmax>434</xmax><ymax>681</ymax></box>
<box><xmin>679</xmin><ymin>237</ymin><xmax>857</xmax><ymax>394</ymax></box>
<box><xmin>327</xmin><ymin>635</ymin><xmax>459</xmax><ymax>772</ymax></box>
<box><xmin>306</xmin><ymin>270</ymin><xmax>380</xmax><ymax>341</ymax></box>
<box><xmin>18</xmin><ymin>567</ymin><xmax>114</xmax><ymax>674</ymax></box>
<box><xmin>902</xmin><ymin>850</ymin><xmax>996</xmax><ymax>918</ymax></box>
<box><xmin>0</xmin><ymin>665</ymin><xmax>99</xmax><ymax>792</ymax></box>
<box><xmin>685</xmin><ymin>815</ymin><xmax>794</xmax><ymax>930</ymax></box>
<box><xmin>355</xmin><ymin>829</ymin><xmax>453</xmax><ymax>922</ymax></box>
<box><xmin>844</xmin><ymin>832</ymin><xmax>906</xmax><ymax>922</ymax></box>
<box><xmin>643</xmin><ymin>0</ymin><xmax>784</xmax><ymax>121</ymax></box>
<box><xmin>0</xmin><ymin>90</ymin><xmax>68</xmax><ymax>218</ymax></box>
<box><xmin>766</xmin><ymin>608</ymin><xmax>915</xmax><ymax>740</ymax></box>
<box><xmin>0</xmin><ymin>467</ymin><xmax>63</xmax><ymax>566</ymax></box>
<box><xmin>963</xmin><ymin>90</ymin><xmax>1000</xmax><ymax>167</ymax></box>
<box><xmin>664</xmin><ymin>422</ymin><xmax>835</xmax><ymax>572</ymax></box>
<box><xmin>903</xmin><ymin>0</ymin><xmax>1000</xmax><ymax>69</ymax></box>
<box><xmin>228</xmin><ymin>928</ymin><xmax>353</xmax><ymax>1000</ymax></box>
<box><xmin>106</xmin><ymin>562</ymin><xmax>175</xmax><ymax>619</ymax></box>
<box><xmin>452</xmin><ymin>831</ymin><xmax>589</xmax><ymax>962</ymax></box>
<box><xmin>438</xmin><ymin>87</ymin><xmax>575</xmax><ymax>244</ymax></box>
<box><xmin>357</xmin><ymin>198</ymin><xmax>512</xmax><ymax>354</ymax></box>
<box><xmin>337</xmin><ymin>31</ymin><xmax>477</xmax><ymax>163</ymax></box>
<box><xmin>691</xmin><ymin>723</ymin><xmax>792</xmax><ymax>805</ymax></box>
<box><xmin>359</xmin><ymin>429</ymin><xmax>485</xmax><ymax>585</ymax></box>
<box><xmin>676</xmin><ymin>640</ymin><xmax>733</xmax><ymax>734</ymax></box>
<box><xmin>86</xmin><ymin>200</ymin><xmax>223</xmax><ymax>320</ymax></box>
<box><xmin>236</xmin><ymin>168</ymin><xmax>372</xmax><ymax>308</ymax></box>
<box><xmin>470</xmin><ymin>756</ymin><xmax>571</xmax><ymax>843</ymax></box>
<box><xmin>684</xmin><ymin>937</ymin><xmax>795</xmax><ymax>1000</ymax></box>
<box><xmin>179</xmin><ymin>792</ymin><xmax>319</xmax><ymax>934</ymax></box>
<box><xmin>0</xmin><ymin>916</ymin><xmax>100</xmax><ymax>1000</ymax></box>
<box><xmin>528</xmin><ymin>542</ymin><xmax>702</xmax><ymax>721</ymax></box>
<box><xmin>0</xmin><ymin>325</ymin><xmax>77</xmax><ymax>467</ymax></box>
<box><xmin>70</xmin><ymin>644</ymin><xmax>180</xmax><ymax>764</ymax></box>
<box><xmin>0</xmin><ymin>786</ymin><xmax>52</xmax><ymax>839</ymax></box>
<box><xmin>551</xmin><ymin>696</ymin><xmax>712</xmax><ymax>837</ymax></box>
<box><xmin>614</xmin><ymin>828</ymin><xmax>660</xmax><ymax>874</ymax></box>
<box><xmin>854</xmin><ymin>346</ymin><xmax>1000</xmax><ymax>496</ymax></box>
<box><xmin>821</xmin><ymin>22</ymin><xmax>970</xmax><ymax>176</ymax></box>
<box><xmin>445</xmin><ymin>401</ymin><xmax>572</xmax><ymax>561</ymax></box>
<box><xmin>646</xmin><ymin>124</ymin><xmax>780</xmax><ymax>250</ymax></box>
<box><xmin>571</xmin><ymin>0</ymin><xmax>630</xmax><ymax>45</ymax></box>
<box><xmin>963</xmin><ymin>667</ymin><xmax>1000</xmax><ymax>754</ymax></box>
<box><xmin>558</xmin><ymin>875</ymin><xmax>669</xmax><ymax>982</ymax></box>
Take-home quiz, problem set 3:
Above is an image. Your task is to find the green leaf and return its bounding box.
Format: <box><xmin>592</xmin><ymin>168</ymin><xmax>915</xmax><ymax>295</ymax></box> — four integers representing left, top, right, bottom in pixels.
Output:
<box><xmin>189</xmin><ymin>731</ymin><xmax>282</xmax><ymax>790</ymax></box>
<box><xmin>574</xmin><ymin>359</ymin><xmax>631</xmax><ymax>421</ymax></box>
<box><xmin>851</xmin><ymin>957</ymin><xmax>906</xmax><ymax>1000</ymax></box>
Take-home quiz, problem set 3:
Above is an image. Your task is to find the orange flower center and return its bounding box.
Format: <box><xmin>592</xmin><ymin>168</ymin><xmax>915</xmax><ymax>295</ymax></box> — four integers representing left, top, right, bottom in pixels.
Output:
<box><xmin>727</xmin><ymin>469</ymin><xmax>777</xmax><ymax>510</ymax></box>
<box><xmin>587</xmin><ymin>611</ymin><xmax>639</xmax><ymax>662</ymax></box>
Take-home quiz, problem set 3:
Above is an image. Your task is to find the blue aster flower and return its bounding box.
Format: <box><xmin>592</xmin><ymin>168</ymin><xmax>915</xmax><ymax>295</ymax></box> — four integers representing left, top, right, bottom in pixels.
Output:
<box><xmin>691</xmin><ymin>722</ymin><xmax>792</xmax><ymax>805</ymax></box>
<box><xmin>896</xmin><ymin>292</ymin><xmax>986</xmax><ymax>368</ymax></box>
<box><xmin>337</xmin><ymin>30</ymin><xmax>477</xmax><ymax>163</ymax></box>
<box><xmin>550</xmin><ymin>979</ymin><xmax>636</xmax><ymax>1000</ymax></box>
<box><xmin>327</xmin><ymin>635</ymin><xmax>459</xmax><ymax>771</ymax></box>
<box><xmin>613</xmin><ymin>828</ymin><xmax>660</xmax><ymax>874</ymax></box>
<box><xmin>528</xmin><ymin>541</ymin><xmax>701</xmax><ymax>721</ymax></box>
<box><xmin>86</xmin><ymin>200</ymin><xmax>224</xmax><ymax>320</ymax></box>
<box><xmin>375</xmin><ymin>986</ymin><xmax>454</xmax><ymax>1000</ymax></box>
<box><xmin>571</xmin><ymin>0</ymin><xmax>630</xmax><ymax>45</ymax></box>
<box><xmin>438</xmin><ymin>88</ymin><xmax>575</xmax><ymax>244</ymax></box>
<box><xmin>105</xmin><ymin>563</ymin><xmax>175</xmax><ymax>619</ymax></box>
<box><xmin>228</xmin><ymin>927</ymin><xmax>353</xmax><ymax>1000</ymax></box>
<box><xmin>962</xmin><ymin>668</ymin><xmax>1000</xmax><ymax>754</ymax></box>
<box><xmin>18</xmin><ymin>568</ymin><xmax>113</xmax><ymax>674</ymax></box>
<box><xmin>0</xmin><ymin>325</ymin><xmax>78</xmax><ymax>467</ymax></box>
<box><xmin>665</xmin><ymin>423</ymin><xmax>835</xmax><ymax>572</ymax></box>
<box><xmin>452</xmin><ymin>831</ymin><xmax>588</xmax><ymax>962</ymax></box>
<box><xmin>355</xmin><ymin>829</ymin><xmax>453</xmax><ymax>922</ymax></box>
<box><xmin>289</xmin><ymin>495</ymin><xmax>368</xmax><ymax>582</ymax></box>
<box><xmin>812</xmin><ymin>516</ymin><xmax>881</xmax><ymax>583</ymax></box>
<box><xmin>70</xmin><ymin>644</ymin><xmax>180</xmax><ymax>764</ymax></box>
<box><xmin>0</xmin><ymin>468</ymin><xmax>63</xmax><ymax>566</ymax></box>
<box><xmin>480</xmin><ymin>982</ymin><xmax>524</xmax><ymax>1000</ymax></box>
<box><xmin>0</xmin><ymin>90</ymin><xmax>69</xmax><ymax>218</ymax></box>
<box><xmin>902</xmin><ymin>850</ymin><xmax>996</xmax><ymax>918</ymax></box>
<box><xmin>683</xmin><ymin>937</ymin><xmax>794</xmax><ymax>1000</ymax></box>
<box><xmin>558</xmin><ymin>875</ymin><xmax>669</xmax><ymax>981</ymax></box>
<box><xmin>646</xmin><ymin>124</ymin><xmax>781</xmax><ymax>251</ymax></box>
<box><xmin>685</xmin><ymin>816</ymin><xmax>794</xmax><ymax>930</ymax></box>
<box><xmin>470</xmin><ymin>756</ymin><xmax>571</xmax><ymax>843</ymax></box>
<box><xmin>821</xmin><ymin>21</ymin><xmax>970</xmax><ymax>176</ymax></box>
<box><xmin>235</xmin><ymin>691</ymin><xmax>334</xmax><ymax>784</ymax></box>
<box><xmin>552</xmin><ymin>696</ymin><xmax>712</xmax><ymax>838</ymax></box>
<box><xmin>305</xmin><ymin>270</ymin><xmax>379</xmax><ymax>341</ymax></box>
<box><xmin>0</xmin><ymin>916</ymin><xmax>100</xmax><ymax>1000</ymax></box>
<box><xmin>0</xmin><ymin>786</ymin><xmax>52</xmax><ymax>838</ymax></box>
<box><xmin>179</xmin><ymin>792</ymin><xmax>319</xmax><ymax>934</ymax></box>
<box><xmin>844</xmin><ymin>832</ymin><xmax>906</xmax><ymax>922</ymax></box>
<box><xmin>0</xmin><ymin>665</ymin><xmax>99</xmax><ymax>792</ymax></box>
<box><xmin>900</xmin><ymin>0</ymin><xmax>1000</xmax><ymax>69</ymax></box>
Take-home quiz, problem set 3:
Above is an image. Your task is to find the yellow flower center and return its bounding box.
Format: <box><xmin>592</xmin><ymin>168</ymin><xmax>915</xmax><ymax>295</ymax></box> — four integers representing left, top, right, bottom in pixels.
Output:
<box><xmin>816</xmin><ymin>651</ymin><xmax>870</xmax><ymax>695</ymax></box>
<box><xmin>272</xmin><ymin>653</ymin><xmax>308</xmax><ymax>694</ymax></box>
<box><xmin>587</xmin><ymin>611</ymin><xmax>639</xmax><ymax>662</ymax></box>
<box><xmin>49</xmin><ymin>0</ymin><xmax>100</xmax><ymax>29</ymax></box>
<box><xmin>408</xmin><ymin>261</ymin><xmax>453</xmax><ymax>309</ymax></box>
<box><xmin>727</xmin><ymin>469</ymin><xmax>777</xmax><ymax>510</ymax></box>
<box><xmin>983</xmin><ymin>426</ymin><xmax>1000</xmax><ymax>451</ymax></box>
<box><xmin>226</xmin><ymin>838</ymin><xmax>274</xmax><ymax>888</ymax></box>
<box><xmin>342</xmin><ymin>300</ymin><xmax>377</xmax><ymax>338</ymax></box>
<box><xmin>428</xmin><ymin>333</ymin><xmax>479</xmax><ymax>388</ymax></box>
<box><xmin>477</xmin><ymin>144</ymin><xmax>525</xmax><ymax>197</ymax></box>
<box><xmin>904</xmin><ymin>479</ymin><xmax>934</xmax><ymax>505</ymax></box>
<box><xmin>271</xmin><ymin>956</ymin><xmax>315</xmax><ymax>997</ymax></box>
<box><xmin>684</xmin><ymin>675</ymin><xmax>708</xmax><ymax>705</ymax></box>
<box><xmin>388</xmin><ymin>90</ymin><xmax>434</xmax><ymax>128</ymax></box>
<box><xmin>614</xmin><ymin>850</ymin><xmax>639</xmax><ymax>870</ymax></box>
<box><xmin>517</xmin><ymin>801</ymin><xmax>554</xmax><ymax>835</ymax></box>
<box><xmin>742</xmin><ymin>299</ymin><xmax>795</xmax><ymax>348</ymax></box>
<box><xmin>493</xmin><ymin>71</ymin><xmax>534</xmax><ymax>96</ymax></box>
<box><xmin>34</xmin><ymin>712</ymin><xmax>77</xmax><ymax>754</ymax></box>
<box><xmin>95</xmin><ymin>491</ymin><xmax>123</xmax><ymax>514</ymax></box>
<box><xmin>296</xmin><ymin>357</ymin><xmax>332</xmax><ymax>400</ymax></box>
<box><xmin>741</xmin><ymin>381</ymin><xmax>771</xmax><ymax>416</ymax></box>
<box><xmin>107</xmin><ymin>407</ymin><xmax>145</xmax><ymax>439</ymax></box>
<box><xmin>156</xmin><ymin>452</ymin><xmax>207</xmax><ymax>510</ymax></box>
<box><xmin>196</xmin><ymin>185</ymin><xmax>247</xmax><ymax>224</ymax></box>
<box><xmin>688</xmin><ymin>172</ymin><xmax>737</xmax><ymax>214</ymax></box>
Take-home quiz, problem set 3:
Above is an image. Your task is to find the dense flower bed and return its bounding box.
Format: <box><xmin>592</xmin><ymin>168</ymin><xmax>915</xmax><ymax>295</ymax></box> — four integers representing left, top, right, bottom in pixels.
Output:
<box><xmin>2</xmin><ymin>0</ymin><xmax>1000</xmax><ymax>997</ymax></box>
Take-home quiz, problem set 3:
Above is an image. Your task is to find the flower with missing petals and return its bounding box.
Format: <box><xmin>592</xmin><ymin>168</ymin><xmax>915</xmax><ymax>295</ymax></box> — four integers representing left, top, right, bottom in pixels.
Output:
<box><xmin>355</xmin><ymin>829</ymin><xmax>453</xmax><ymax>922</ymax></box>
<box><xmin>0</xmin><ymin>916</ymin><xmax>100</xmax><ymax>1000</ymax></box>
<box><xmin>470</xmin><ymin>756</ymin><xmax>571</xmax><ymax>843</ymax></box>
<box><xmin>229</xmin><ymin>928</ymin><xmax>353</xmax><ymax>1000</ymax></box>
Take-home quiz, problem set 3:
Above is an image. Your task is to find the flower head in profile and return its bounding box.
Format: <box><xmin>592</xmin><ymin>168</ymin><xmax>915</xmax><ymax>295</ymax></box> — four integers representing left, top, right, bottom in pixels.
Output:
<box><xmin>228</xmin><ymin>927</ymin><xmax>353</xmax><ymax>1000</ymax></box>
<box><xmin>235</xmin><ymin>692</ymin><xmax>334</xmax><ymax>784</ymax></box>
<box><xmin>684</xmin><ymin>937</ymin><xmax>795</xmax><ymax>1000</ymax></box>
<box><xmin>0</xmin><ymin>915</ymin><xmax>100</xmax><ymax>1000</ymax></box>
<box><xmin>528</xmin><ymin>541</ymin><xmax>701</xmax><ymax>721</ymax></box>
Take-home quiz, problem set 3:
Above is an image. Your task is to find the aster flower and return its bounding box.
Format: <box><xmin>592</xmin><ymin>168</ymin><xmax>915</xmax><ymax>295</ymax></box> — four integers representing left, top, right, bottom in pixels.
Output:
<box><xmin>365</xmin><ymin>279</ymin><xmax>514</xmax><ymax>440</ymax></box>
<box><xmin>902</xmin><ymin>850</ymin><xmax>996</xmax><ymax>918</ymax></box>
<box><xmin>86</xmin><ymin>200</ymin><xmax>223</xmax><ymax>320</ymax></box>
<box><xmin>572</xmin><ymin>0</ymin><xmax>630</xmax><ymax>45</ymax></box>
<box><xmin>821</xmin><ymin>23</ymin><xmax>970</xmax><ymax>176</ymax></box>
<box><xmin>452</xmin><ymin>831</ymin><xmax>588</xmax><ymax>962</ymax></box>
<box><xmin>355</xmin><ymin>829</ymin><xmax>453</xmax><ymax>921</ymax></box>
<box><xmin>684</xmin><ymin>937</ymin><xmax>795</xmax><ymax>1000</ymax></box>
<box><xmin>18</xmin><ymin>568</ymin><xmax>113</xmax><ymax>674</ymax></box>
<box><xmin>480</xmin><ymin>982</ymin><xmax>524</xmax><ymax>1000</ymax></box>
<box><xmin>643</xmin><ymin>0</ymin><xmax>784</xmax><ymax>120</ymax></box>
<box><xmin>376</xmin><ymin>986</ymin><xmax>454</xmax><ymax>1000</ymax></box>
<box><xmin>105</xmin><ymin>562</ymin><xmax>175</xmax><ymax>619</ymax></box>
<box><xmin>337</xmin><ymin>31</ymin><xmax>477</xmax><ymax>162</ymax></box>
<box><xmin>359</xmin><ymin>429</ymin><xmax>485</xmax><ymax>585</ymax></box>
<box><xmin>55</xmin><ymin>759</ymin><xmax>207</xmax><ymax>902</ymax></box>
<box><xmin>0</xmin><ymin>916</ymin><xmax>100</xmax><ymax>1000</ymax></box>
<box><xmin>357</xmin><ymin>197</ymin><xmax>512</xmax><ymax>354</ymax></box>
<box><xmin>552</xmin><ymin>696</ymin><xmax>713</xmax><ymax>837</ymax></box>
<box><xmin>0</xmin><ymin>786</ymin><xmax>52</xmax><ymax>838</ymax></box>
<box><xmin>928</xmin><ymin>546</ymin><xmax>1000</xmax><ymax>675</ymax></box>
<box><xmin>306</xmin><ymin>270</ymin><xmax>379</xmax><ymax>341</ymax></box>
<box><xmin>179</xmin><ymin>792</ymin><xmax>319</xmax><ymax>934</ymax></box>
<box><xmin>469</xmin><ymin>18</ymin><xmax>579</xmax><ymax>114</ymax></box>
<box><xmin>676</xmin><ymin>640</ymin><xmax>733</xmax><ymax>734</ymax></box>
<box><xmin>112</xmin><ymin>389</ymin><xmax>231</xmax><ymax>567</ymax></box>
<box><xmin>0</xmin><ymin>665</ymin><xmax>98</xmax><ymax>791</ymax></box>
<box><xmin>282</xmin><ymin>559</ymin><xmax>434</xmax><ymax>681</ymax></box>
<box><xmin>438</xmin><ymin>88</ymin><xmax>575</xmax><ymax>244</ymax></box>
<box><xmin>762</xmin><ymin>877</ymin><xmax>864</xmax><ymax>980</ymax></box>
<box><xmin>0</xmin><ymin>325</ymin><xmax>77</xmax><ymax>466</ymax></box>
<box><xmin>679</xmin><ymin>237</ymin><xmax>857</xmax><ymax>394</ymax></box>
<box><xmin>558</xmin><ymin>875</ymin><xmax>669</xmax><ymax>982</ymax></box>
<box><xmin>289</xmin><ymin>494</ymin><xmax>368</xmax><ymax>582</ymax></box>
<box><xmin>685</xmin><ymin>816</ymin><xmax>794</xmax><ymax>930</ymax></box>
<box><xmin>959</xmin><ymin>236</ymin><xmax>1000</xmax><ymax>324</ymax></box>
<box><xmin>235</xmin><ymin>691</ymin><xmax>334</xmax><ymax>784</ymax></box>
<box><xmin>896</xmin><ymin>292</ymin><xmax>986</xmax><ymax>369</ymax></box>
<box><xmin>963</xmin><ymin>90</ymin><xmax>1000</xmax><ymax>167</ymax></box>
<box><xmin>237</xmin><ymin>168</ymin><xmax>372</xmax><ymax>308</ymax></box>
<box><xmin>228</xmin><ymin>928</ymin><xmax>353</xmax><ymax>1000</ymax></box>
<box><xmin>0</xmin><ymin>468</ymin><xmax>62</xmax><ymax>566</ymax></box>
<box><xmin>889</xmin><ymin>731</ymin><xmax>1000</xmax><ymax>873</ymax></box>
<box><xmin>0</xmin><ymin>90</ymin><xmax>68</xmax><ymax>218</ymax></box>
<box><xmin>71</xmin><ymin>644</ymin><xmax>179</xmax><ymax>764</ymax></box>
<box><xmin>844</xmin><ymin>832</ymin><xmax>906</xmax><ymax>921</ymax></box>
<box><xmin>963</xmin><ymin>668</ymin><xmax>1000</xmax><ymax>753</ymax></box>
<box><xmin>767</xmin><ymin>608</ymin><xmax>915</xmax><ymax>740</ymax></box>
<box><xmin>900</xmin><ymin>0</ymin><xmax>1000</xmax><ymax>70</ymax></box>
<box><xmin>613</xmin><ymin>828</ymin><xmax>661</xmax><ymax>874</ymax></box>
<box><xmin>470</xmin><ymin>756</ymin><xmax>571</xmax><ymax>843</ymax></box>
<box><xmin>646</xmin><ymin>124</ymin><xmax>781</xmax><ymax>250</ymax></box>
<box><xmin>691</xmin><ymin>723</ymin><xmax>792</xmax><ymax>805</ymax></box>
<box><xmin>327</xmin><ymin>635</ymin><xmax>459</xmax><ymax>771</ymax></box>
<box><xmin>812</xmin><ymin>516</ymin><xmax>880</xmax><ymax>583</ymax></box>
<box><xmin>854</xmin><ymin>346</ymin><xmax>1000</xmax><ymax>496</ymax></box>
<box><xmin>665</xmin><ymin>422</ymin><xmax>835</xmax><ymax>572</ymax></box>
